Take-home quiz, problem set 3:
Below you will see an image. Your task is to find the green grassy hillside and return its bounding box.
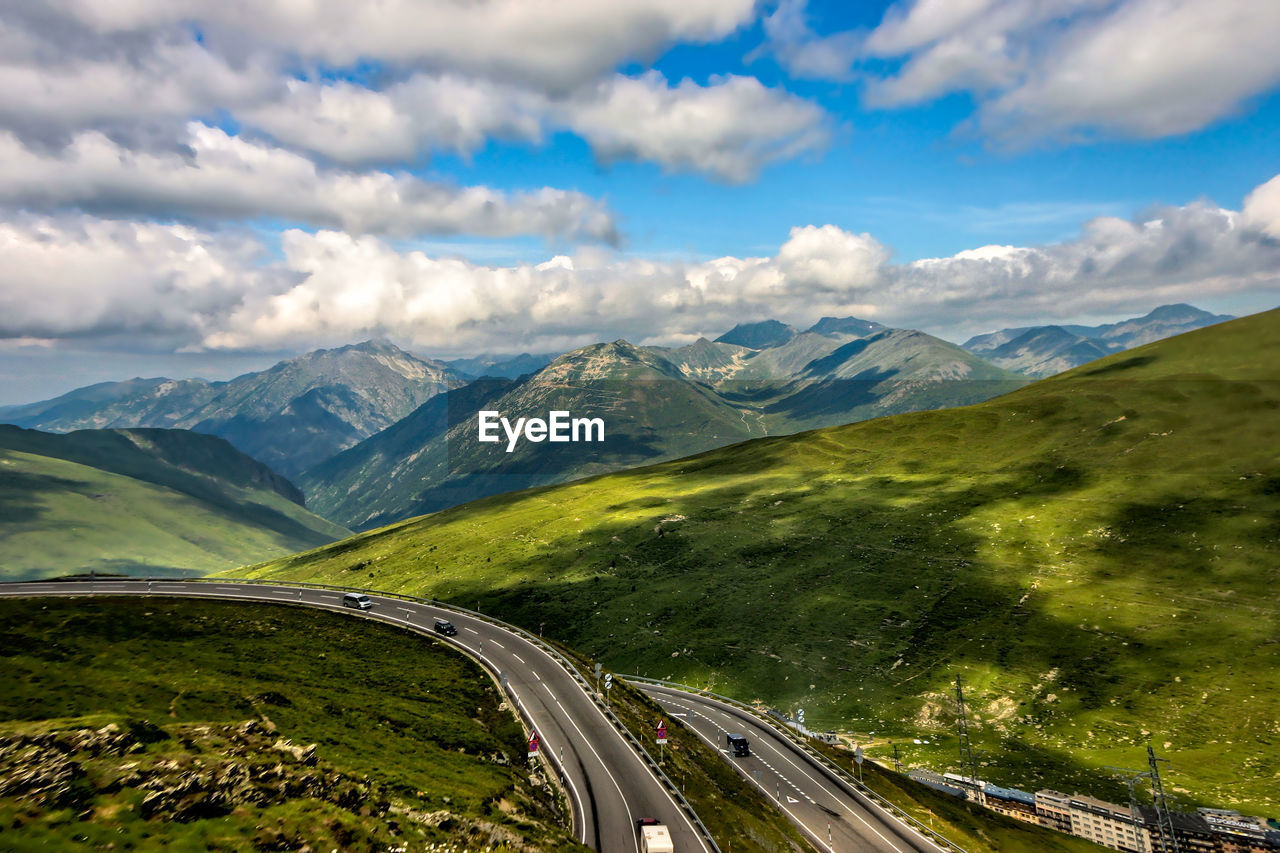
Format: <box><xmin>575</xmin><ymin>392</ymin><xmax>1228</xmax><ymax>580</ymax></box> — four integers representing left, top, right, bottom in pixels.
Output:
<box><xmin>242</xmin><ymin>309</ymin><xmax>1280</xmax><ymax>814</ymax></box>
<box><xmin>0</xmin><ymin>427</ymin><xmax>349</xmax><ymax>579</ymax></box>
<box><xmin>0</xmin><ymin>597</ymin><xmax>584</xmax><ymax>851</ymax></box>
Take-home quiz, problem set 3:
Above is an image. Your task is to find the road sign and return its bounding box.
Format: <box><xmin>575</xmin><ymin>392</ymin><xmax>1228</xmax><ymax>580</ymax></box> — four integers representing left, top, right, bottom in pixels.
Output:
<box><xmin>855</xmin><ymin>745</ymin><xmax>864</xmax><ymax>765</ymax></box>
<box><xmin>604</xmin><ymin>673</ymin><xmax>613</xmax><ymax>690</ymax></box>
<box><xmin>657</xmin><ymin>719</ymin><xmax>667</xmax><ymax>744</ymax></box>
<box><xmin>528</xmin><ymin>732</ymin><xmax>539</xmax><ymax>755</ymax></box>
<box><xmin>594</xmin><ymin>662</ymin><xmax>602</xmax><ymax>678</ymax></box>
<box><xmin>797</xmin><ymin>708</ymin><xmax>804</xmax><ymax>724</ymax></box>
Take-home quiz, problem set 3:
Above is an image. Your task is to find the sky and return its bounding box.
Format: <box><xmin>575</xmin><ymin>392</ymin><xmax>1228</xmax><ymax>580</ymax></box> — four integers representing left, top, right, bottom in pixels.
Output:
<box><xmin>2</xmin><ymin>0</ymin><xmax>1280</xmax><ymax>404</ymax></box>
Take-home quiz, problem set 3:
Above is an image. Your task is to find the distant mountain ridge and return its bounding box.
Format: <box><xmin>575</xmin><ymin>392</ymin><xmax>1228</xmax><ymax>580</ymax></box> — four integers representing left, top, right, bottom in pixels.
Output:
<box><xmin>0</xmin><ymin>425</ymin><xmax>349</xmax><ymax>580</ymax></box>
<box><xmin>0</xmin><ymin>341</ymin><xmax>466</xmax><ymax>478</ymax></box>
<box><xmin>443</xmin><ymin>352</ymin><xmax>558</xmax><ymax>380</ymax></box>
<box><xmin>304</xmin><ymin>317</ymin><xmax>1026</xmax><ymax>529</ymax></box>
<box><xmin>963</xmin><ymin>304</ymin><xmax>1234</xmax><ymax>376</ymax></box>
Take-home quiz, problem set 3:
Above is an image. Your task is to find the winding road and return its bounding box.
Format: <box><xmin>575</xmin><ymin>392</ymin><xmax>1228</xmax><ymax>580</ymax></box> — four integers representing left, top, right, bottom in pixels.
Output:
<box><xmin>0</xmin><ymin>578</ymin><xmax>709</xmax><ymax>853</ymax></box>
<box><xmin>638</xmin><ymin>683</ymin><xmax>950</xmax><ymax>853</ymax></box>
<box><xmin>3</xmin><ymin>577</ymin><xmax>961</xmax><ymax>853</ymax></box>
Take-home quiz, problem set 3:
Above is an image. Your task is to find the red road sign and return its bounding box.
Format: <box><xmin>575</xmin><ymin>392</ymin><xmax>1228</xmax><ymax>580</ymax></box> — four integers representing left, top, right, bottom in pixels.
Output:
<box><xmin>657</xmin><ymin>720</ymin><xmax>667</xmax><ymax>743</ymax></box>
<box><xmin>528</xmin><ymin>732</ymin><xmax>540</xmax><ymax>753</ymax></box>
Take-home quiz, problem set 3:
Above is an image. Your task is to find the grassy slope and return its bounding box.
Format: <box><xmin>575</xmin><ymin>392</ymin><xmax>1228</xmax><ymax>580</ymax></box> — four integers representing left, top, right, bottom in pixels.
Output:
<box><xmin>0</xmin><ymin>448</ymin><xmax>347</xmax><ymax>580</ymax></box>
<box><xmin>242</xmin><ymin>309</ymin><xmax>1280</xmax><ymax>814</ymax></box>
<box><xmin>0</xmin><ymin>597</ymin><xmax>585</xmax><ymax>852</ymax></box>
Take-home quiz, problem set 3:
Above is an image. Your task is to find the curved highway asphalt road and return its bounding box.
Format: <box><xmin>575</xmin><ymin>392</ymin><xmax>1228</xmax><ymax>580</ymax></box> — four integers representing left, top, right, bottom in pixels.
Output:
<box><xmin>0</xmin><ymin>578</ymin><xmax>708</xmax><ymax>853</ymax></box>
<box><xmin>639</xmin><ymin>684</ymin><xmax>950</xmax><ymax>853</ymax></box>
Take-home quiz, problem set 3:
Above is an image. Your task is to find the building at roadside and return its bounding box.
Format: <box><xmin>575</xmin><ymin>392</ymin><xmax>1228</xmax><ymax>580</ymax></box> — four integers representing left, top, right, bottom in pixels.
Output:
<box><xmin>1068</xmin><ymin>794</ymin><xmax>1146</xmax><ymax>852</ymax></box>
<box><xmin>1035</xmin><ymin>790</ymin><xmax>1073</xmax><ymax>834</ymax></box>
<box><xmin>1137</xmin><ymin>806</ymin><xmax>1219</xmax><ymax>852</ymax></box>
<box><xmin>982</xmin><ymin>783</ymin><xmax>1038</xmax><ymax>824</ymax></box>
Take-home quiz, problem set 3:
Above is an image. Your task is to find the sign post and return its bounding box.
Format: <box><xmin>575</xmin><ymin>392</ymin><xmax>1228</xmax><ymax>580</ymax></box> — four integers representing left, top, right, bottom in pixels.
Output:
<box><xmin>527</xmin><ymin>731</ymin><xmax>539</xmax><ymax>759</ymax></box>
<box><xmin>855</xmin><ymin>744</ymin><xmax>864</xmax><ymax>784</ymax></box>
<box><xmin>657</xmin><ymin>719</ymin><xmax>667</xmax><ymax>764</ymax></box>
<box><xmin>603</xmin><ymin>672</ymin><xmax>612</xmax><ymax>705</ymax></box>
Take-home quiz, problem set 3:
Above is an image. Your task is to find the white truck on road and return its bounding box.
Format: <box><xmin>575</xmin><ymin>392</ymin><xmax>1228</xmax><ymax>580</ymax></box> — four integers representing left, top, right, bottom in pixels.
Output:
<box><xmin>637</xmin><ymin>818</ymin><xmax>674</xmax><ymax>853</ymax></box>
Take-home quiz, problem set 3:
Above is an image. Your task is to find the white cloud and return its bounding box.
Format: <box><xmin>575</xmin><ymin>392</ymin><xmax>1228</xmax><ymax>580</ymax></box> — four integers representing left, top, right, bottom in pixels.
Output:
<box><xmin>0</xmin><ymin>36</ymin><xmax>279</xmax><ymax>143</ymax></box>
<box><xmin>244</xmin><ymin>76</ymin><xmax>548</xmax><ymax>165</ymax></box>
<box><xmin>1</xmin><ymin>4</ymin><xmax>828</xmax><ymax>183</ymax></box>
<box><xmin>43</xmin><ymin>0</ymin><xmax>757</xmax><ymax>91</ymax></box>
<box><xmin>6</xmin><ymin>175</ymin><xmax>1280</xmax><ymax>354</ymax></box>
<box><xmin>0</xmin><ymin>214</ymin><xmax>269</xmax><ymax>341</ymax></box>
<box><xmin>761</xmin><ymin>0</ymin><xmax>1280</xmax><ymax>143</ymax></box>
<box><xmin>1242</xmin><ymin>174</ymin><xmax>1280</xmax><ymax>240</ymax></box>
<box><xmin>248</xmin><ymin>71</ymin><xmax>830</xmax><ymax>183</ymax></box>
<box><xmin>755</xmin><ymin>0</ymin><xmax>863</xmax><ymax>81</ymax></box>
<box><xmin>774</xmin><ymin>225</ymin><xmax>888</xmax><ymax>289</ymax></box>
<box><xmin>976</xmin><ymin>0</ymin><xmax>1280</xmax><ymax>141</ymax></box>
<box><xmin>0</xmin><ymin>123</ymin><xmax>618</xmax><ymax>242</ymax></box>
<box><xmin>557</xmin><ymin>72</ymin><xmax>831</xmax><ymax>182</ymax></box>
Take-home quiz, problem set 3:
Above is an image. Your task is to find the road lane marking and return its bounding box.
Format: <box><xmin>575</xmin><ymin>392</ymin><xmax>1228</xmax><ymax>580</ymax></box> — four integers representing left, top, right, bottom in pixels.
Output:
<box><xmin>465</xmin><ymin>627</ymin><xmax>479</xmax><ymax>634</ymax></box>
<box><xmin>512</xmin><ymin>653</ymin><xmax>525</xmax><ymax>664</ymax></box>
<box><xmin>540</xmin><ymin>682</ymin><xmax>639</xmax><ymax>853</ymax></box>
<box><xmin>490</xmin><ymin>640</ymin><xmax>504</xmax><ymax>649</ymax></box>
<box><xmin>655</xmin><ymin>689</ymin><xmax>924</xmax><ymax>853</ymax></box>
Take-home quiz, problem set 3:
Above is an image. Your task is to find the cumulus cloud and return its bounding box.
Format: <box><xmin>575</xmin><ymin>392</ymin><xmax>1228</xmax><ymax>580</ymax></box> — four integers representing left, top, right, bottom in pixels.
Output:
<box><xmin>0</xmin><ymin>213</ymin><xmax>271</xmax><ymax>342</ymax></box>
<box><xmin>2</xmin><ymin>2</ymin><xmax>826</xmax><ymax>183</ymax></box>
<box><xmin>0</xmin><ymin>123</ymin><xmax>618</xmax><ymax>242</ymax></box>
<box><xmin>244</xmin><ymin>71</ymin><xmax>830</xmax><ymax>182</ymax></box>
<box><xmin>1240</xmin><ymin>174</ymin><xmax>1280</xmax><ymax>241</ymax></box>
<box><xmin>760</xmin><ymin>0</ymin><xmax>1280</xmax><ymax>143</ymax></box>
<box><xmin>4</xmin><ymin>175</ymin><xmax>1278</xmax><ymax>354</ymax></box>
<box><xmin>41</xmin><ymin>0</ymin><xmax>756</xmax><ymax>91</ymax></box>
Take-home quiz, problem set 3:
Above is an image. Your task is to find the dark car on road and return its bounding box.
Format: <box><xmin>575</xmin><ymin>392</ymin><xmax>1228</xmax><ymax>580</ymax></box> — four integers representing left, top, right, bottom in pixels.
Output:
<box><xmin>433</xmin><ymin>619</ymin><xmax>458</xmax><ymax>636</ymax></box>
<box><xmin>727</xmin><ymin>733</ymin><xmax>750</xmax><ymax>757</ymax></box>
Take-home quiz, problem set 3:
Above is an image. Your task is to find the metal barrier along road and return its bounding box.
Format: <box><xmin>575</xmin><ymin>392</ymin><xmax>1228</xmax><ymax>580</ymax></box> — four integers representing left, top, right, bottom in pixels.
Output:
<box><xmin>623</xmin><ymin>675</ymin><xmax>969</xmax><ymax>853</ymax></box>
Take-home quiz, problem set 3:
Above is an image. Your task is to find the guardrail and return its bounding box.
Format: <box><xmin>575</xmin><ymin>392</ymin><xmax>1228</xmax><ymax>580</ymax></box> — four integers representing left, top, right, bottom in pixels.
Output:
<box><xmin>5</xmin><ymin>577</ymin><xmax>723</xmax><ymax>853</ymax></box>
<box><xmin>622</xmin><ymin>675</ymin><xmax>969</xmax><ymax>853</ymax></box>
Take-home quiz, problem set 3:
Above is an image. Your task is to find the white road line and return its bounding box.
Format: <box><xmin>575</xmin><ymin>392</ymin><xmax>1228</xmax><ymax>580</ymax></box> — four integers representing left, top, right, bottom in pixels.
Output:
<box><xmin>540</xmin><ymin>681</ymin><xmax>640</xmax><ymax>853</ymax></box>
<box><xmin>665</xmin><ymin>691</ymin><xmax>921</xmax><ymax>853</ymax></box>
<box><xmin>465</xmin><ymin>627</ymin><xmax>479</xmax><ymax>634</ymax></box>
<box><xmin>490</xmin><ymin>640</ymin><xmax>504</xmax><ymax>649</ymax></box>
<box><xmin>513</xmin><ymin>653</ymin><xmax>525</xmax><ymax>664</ymax></box>
<box><xmin>665</xmin><ymin>696</ymin><xmax>834</xmax><ymax>853</ymax></box>
<box><xmin>533</xmin><ymin>671</ymin><xmax>541</xmax><ymax>681</ymax></box>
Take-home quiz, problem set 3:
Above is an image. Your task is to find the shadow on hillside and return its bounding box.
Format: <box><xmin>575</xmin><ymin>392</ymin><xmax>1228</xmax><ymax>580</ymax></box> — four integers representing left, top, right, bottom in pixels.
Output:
<box><xmin>0</xmin><ymin>458</ymin><xmax>90</xmax><ymax>526</ymax></box>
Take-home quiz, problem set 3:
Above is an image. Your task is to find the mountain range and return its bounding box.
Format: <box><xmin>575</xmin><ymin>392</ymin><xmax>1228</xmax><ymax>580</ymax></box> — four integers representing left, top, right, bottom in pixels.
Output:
<box><xmin>300</xmin><ymin>318</ymin><xmax>1026</xmax><ymax>529</ymax></box>
<box><xmin>962</xmin><ymin>303</ymin><xmax>1234</xmax><ymax>376</ymax></box>
<box><xmin>0</xmin><ymin>341</ymin><xmax>466</xmax><ymax>479</ymax></box>
<box><xmin>0</xmin><ymin>425</ymin><xmax>349</xmax><ymax>580</ymax></box>
<box><xmin>0</xmin><ymin>303</ymin><xmax>1238</xmax><ymax>532</ymax></box>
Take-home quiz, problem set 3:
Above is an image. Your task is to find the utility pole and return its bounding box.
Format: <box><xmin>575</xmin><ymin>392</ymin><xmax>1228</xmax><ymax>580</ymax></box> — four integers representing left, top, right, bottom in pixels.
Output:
<box><xmin>1107</xmin><ymin>766</ymin><xmax>1152</xmax><ymax>853</ymax></box>
<box><xmin>1148</xmin><ymin>745</ymin><xmax>1181</xmax><ymax>853</ymax></box>
<box><xmin>892</xmin><ymin>741</ymin><xmax>902</xmax><ymax>774</ymax></box>
<box><xmin>954</xmin><ymin>675</ymin><xmax>979</xmax><ymax>788</ymax></box>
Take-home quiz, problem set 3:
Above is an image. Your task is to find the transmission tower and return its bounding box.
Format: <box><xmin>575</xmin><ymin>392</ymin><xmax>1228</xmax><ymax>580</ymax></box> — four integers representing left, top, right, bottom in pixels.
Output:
<box><xmin>1106</xmin><ymin>765</ymin><xmax>1152</xmax><ymax>853</ymax></box>
<box><xmin>953</xmin><ymin>675</ymin><xmax>979</xmax><ymax>787</ymax></box>
<box><xmin>892</xmin><ymin>742</ymin><xmax>903</xmax><ymax>774</ymax></box>
<box><xmin>1147</xmin><ymin>745</ymin><xmax>1181</xmax><ymax>853</ymax></box>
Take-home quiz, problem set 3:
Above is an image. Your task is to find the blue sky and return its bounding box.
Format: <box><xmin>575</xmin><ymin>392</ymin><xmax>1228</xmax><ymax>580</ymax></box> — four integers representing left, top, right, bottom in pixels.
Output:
<box><xmin>1</xmin><ymin>0</ymin><xmax>1279</xmax><ymax>403</ymax></box>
